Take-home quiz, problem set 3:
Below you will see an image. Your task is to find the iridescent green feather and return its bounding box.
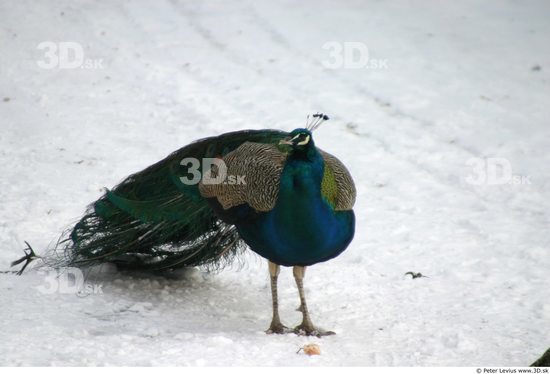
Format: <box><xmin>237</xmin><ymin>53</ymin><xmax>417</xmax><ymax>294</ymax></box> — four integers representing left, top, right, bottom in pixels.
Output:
<box><xmin>46</xmin><ymin>129</ymin><xmax>289</xmax><ymax>272</ymax></box>
<box><xmin>320</xmin><ymin>163</ymin><xmax>339</xmax><ymax>209</ymax></box>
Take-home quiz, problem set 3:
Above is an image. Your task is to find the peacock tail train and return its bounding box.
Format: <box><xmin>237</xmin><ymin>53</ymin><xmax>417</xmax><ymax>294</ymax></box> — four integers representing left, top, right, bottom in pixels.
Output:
<box><xmin>43</xmin><ymin>129</ymin><xmax>289</xmax><ymax>272</ymax></box>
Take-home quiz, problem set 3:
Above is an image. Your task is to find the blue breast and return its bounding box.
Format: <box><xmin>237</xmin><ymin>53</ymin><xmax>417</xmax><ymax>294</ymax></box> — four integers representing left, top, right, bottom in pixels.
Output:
<box><xmin>236</xmin><ymin>151</ymin><xmax>355</xmax><ymax>266</ymax></box>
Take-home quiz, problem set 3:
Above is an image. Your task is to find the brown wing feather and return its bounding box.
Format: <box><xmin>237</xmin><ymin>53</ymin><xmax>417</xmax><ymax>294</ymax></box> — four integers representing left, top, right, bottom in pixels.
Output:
<box><xmin>319</xmin><ymin>149</ymin><xmax>356</xmax><ymax>210</ymax></box>
<box><xmin>198</xmin><ymin>142</ymin><xmax>288</xmax><ymax>212</ymax></box>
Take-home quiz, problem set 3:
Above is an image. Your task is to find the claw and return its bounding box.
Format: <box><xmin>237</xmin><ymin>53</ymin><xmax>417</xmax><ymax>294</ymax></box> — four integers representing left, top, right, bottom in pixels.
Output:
<box><xmin>266</xmin><ymin>322</ymin><xmax>292</xmax><ymax>334</ymax></box>
<box><xmin>294</xmin><ymin>323</ymin><xmax>336</xmax><ymax>337</ymax></box>
<box><xmin>11</xmin><ymin>241</ymin><xmax>39</xmax><ymax>275</ymax></box>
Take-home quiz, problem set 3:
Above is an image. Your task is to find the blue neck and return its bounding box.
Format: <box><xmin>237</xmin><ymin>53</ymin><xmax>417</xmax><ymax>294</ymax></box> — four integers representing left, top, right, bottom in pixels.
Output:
<box><xmin>235</xmin><ymin>146</ymin><xmax>355</xmax><ymax>266</ymax></box>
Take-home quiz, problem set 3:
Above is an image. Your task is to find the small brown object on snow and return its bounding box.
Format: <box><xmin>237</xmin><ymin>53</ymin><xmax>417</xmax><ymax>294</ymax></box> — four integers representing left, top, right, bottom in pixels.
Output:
<box><xmin>297</xmin><ymin>343</ymin><xmax>321</xmax><ymax>356</ymax></box>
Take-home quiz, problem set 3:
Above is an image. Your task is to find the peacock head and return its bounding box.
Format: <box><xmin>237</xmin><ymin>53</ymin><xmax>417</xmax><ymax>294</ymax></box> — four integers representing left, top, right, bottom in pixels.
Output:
<box><xmin>279</xmin><ymin>128</ymin><xmax>314</xmax><ymax>150</ymax></box>
<box><xmin>278</xmin><ymin>113</ymin><xmax>329</xmax><ymax>151</ymax></box>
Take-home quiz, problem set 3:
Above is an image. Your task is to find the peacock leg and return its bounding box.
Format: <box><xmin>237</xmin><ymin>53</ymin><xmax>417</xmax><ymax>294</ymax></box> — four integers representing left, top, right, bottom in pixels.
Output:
<box><xmin>292</xmin><ymin>266</ymin><xmax>335</xmax><ymax>337</ymax></box>
<box><xmin>266</xmin><ymin>261</ymin><xmax>290</xmax><ymax>334</ymax></box>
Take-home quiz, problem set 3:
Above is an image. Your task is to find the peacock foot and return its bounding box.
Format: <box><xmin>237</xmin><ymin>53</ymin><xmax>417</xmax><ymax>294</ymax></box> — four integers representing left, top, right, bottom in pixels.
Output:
<box><xmin>293</xmin><ymin>322</ymin><xmax>335</xmax><ymax>337</ymax></box>
<box><xmin>266</xmin><ymin>321</ymin><xmax>292</xmax><ymax>334</ymax></box>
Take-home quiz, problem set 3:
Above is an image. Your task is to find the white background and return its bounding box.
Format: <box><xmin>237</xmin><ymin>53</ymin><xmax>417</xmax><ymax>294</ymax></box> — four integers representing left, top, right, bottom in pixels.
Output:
<box><xmin>0</xmin><ymin>0</ymin><xmax>549</xmax><ymax>366</ymax></box>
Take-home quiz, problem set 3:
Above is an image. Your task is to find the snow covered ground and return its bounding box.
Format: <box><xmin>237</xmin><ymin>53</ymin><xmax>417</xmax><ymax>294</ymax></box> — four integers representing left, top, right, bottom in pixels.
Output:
<box><xmin>1</xmin><ymin>0</ymin><xmax>550</xmax><ymax>366</ymax></box>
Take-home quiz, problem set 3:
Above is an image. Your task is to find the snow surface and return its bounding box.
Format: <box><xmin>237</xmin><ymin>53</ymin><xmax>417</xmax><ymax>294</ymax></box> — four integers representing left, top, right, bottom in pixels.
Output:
<box><xmin>1</xmin><ymin>0</ymin><xmax>550</xmax><ymax>366</ymax></box>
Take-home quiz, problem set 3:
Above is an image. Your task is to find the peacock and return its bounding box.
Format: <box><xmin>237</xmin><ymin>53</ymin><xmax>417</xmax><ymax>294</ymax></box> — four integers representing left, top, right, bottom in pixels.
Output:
<box><xmin>13</xmin><ymin>114</ymin><xmax>356</xmax><ymax>337</ymax></box>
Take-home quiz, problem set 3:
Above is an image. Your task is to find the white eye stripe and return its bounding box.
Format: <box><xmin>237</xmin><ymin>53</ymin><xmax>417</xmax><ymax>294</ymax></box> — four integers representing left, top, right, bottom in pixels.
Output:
<box><xmin>296</xmin><ymin>134</ymin><xmax>310</xmax><ymax>146</ymax></box>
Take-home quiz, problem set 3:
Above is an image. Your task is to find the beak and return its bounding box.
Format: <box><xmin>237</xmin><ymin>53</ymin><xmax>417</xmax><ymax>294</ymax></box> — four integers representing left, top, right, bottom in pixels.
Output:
<box><xmin>279</xmin><ymin>137</ymin><xmax>293</xmax><ymax>145</ymax></box>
